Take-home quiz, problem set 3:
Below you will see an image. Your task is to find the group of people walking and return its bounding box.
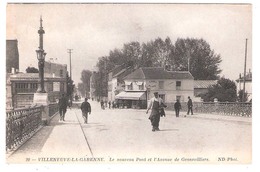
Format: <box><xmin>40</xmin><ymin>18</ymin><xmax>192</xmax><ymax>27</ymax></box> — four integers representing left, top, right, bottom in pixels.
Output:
<box><xmin>58</xmin><ymin>94</ymin><xmax>92</xmax><ymax>124</ymax></box>
<box><xmin>146</xmin><ymin>92</ymin><xmax>193</xmax><ymax>132</ymax></box>
<box><xmin>58</xmin><ymin>91</ymin><xmax>193</xmax><ymax>131</ymax></box>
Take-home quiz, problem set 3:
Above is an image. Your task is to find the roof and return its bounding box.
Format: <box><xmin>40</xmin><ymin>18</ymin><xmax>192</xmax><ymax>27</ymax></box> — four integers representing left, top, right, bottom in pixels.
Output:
<box><xmin>115</xmin><ymin>91</ymin><xmax>146</xmax><ymax>100</ymax></box>
<box><xmin>109</xmin><ymin>64</ymin><xmax>126</xmax><ymax>77</ymax></box>
<box><xmin>124</xmin><ymin>67</ymin><xmax>194</xmax><ymax>80</ymax></box>
<box><xmin>194</xmin><ymin>80</ymin><xmax>217</xmax><ymax>89</ymax></box>
<box><xmin>10</xmin><ymin>72</ymin><xmax>65</xmax><ymax>81</ymax></box>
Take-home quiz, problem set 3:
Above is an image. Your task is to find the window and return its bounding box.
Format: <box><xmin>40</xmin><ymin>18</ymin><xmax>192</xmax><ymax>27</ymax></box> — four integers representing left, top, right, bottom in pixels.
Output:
<box><xmin>176</xmin><ymin>96</ymin><xmax>181</xmax><ymax>101</ymax></box>
<box><xmin>139</xmin><ymin>83</ymin><xmax>144</xmax><ymax>90</ymax></box>
<box><xmin>48</xmin><ymin>82</ymin><xmax>53</xmax><ymax>92</ymax></box>
<box><xmin>127</xmin><ymin>83</ymin><xmax>133</xmax><ymax>90</ymax></box>
<box><xmin>176</xmin><ymin>81</ymin><xmax>181</xmax><ymax>90</ymax></box>
<box><xmin>60</xmin><ymin>69</ymin><xmax>63</xmax><ymax>77</ymax></box>
<box><xmin>29</xmin><ymin>83</ymin><xmax>38</xmax><ymax>92</ymax></box>
<box><xmin>15</xmin><ymin>83</ymin><xmax>29</xmax><ymax>93</ymax></box>
<box><xmin>60</xmin><ymin>82</ymin><xmax>64</xmax><ymax>92</ymax></box>
<box><xmin>159</xmin><ymin>81</ymin><xmax>164</xmax><ymax>89</ymax></box>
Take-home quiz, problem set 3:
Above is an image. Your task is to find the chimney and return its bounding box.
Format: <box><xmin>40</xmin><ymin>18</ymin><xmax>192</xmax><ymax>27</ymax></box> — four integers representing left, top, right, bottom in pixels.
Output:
<box><xmin>11</xmin><ymin>68</ymin><xmax>15</xmax><ymax>74</ymax></box>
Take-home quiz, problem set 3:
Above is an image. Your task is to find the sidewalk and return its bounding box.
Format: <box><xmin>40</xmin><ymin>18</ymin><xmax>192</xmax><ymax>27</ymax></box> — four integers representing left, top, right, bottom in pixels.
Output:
<box><xmin>7</xmin><ymin>108</ymin><xmax>92</xmax><ymax>163</ymax></box>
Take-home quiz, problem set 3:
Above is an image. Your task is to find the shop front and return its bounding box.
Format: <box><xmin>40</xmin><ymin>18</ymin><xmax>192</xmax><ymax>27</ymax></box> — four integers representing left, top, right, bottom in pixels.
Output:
<box><xmin>115</xmin><ymin>91</ymin><xmax>147</xmax><ymax>109</ymax></box>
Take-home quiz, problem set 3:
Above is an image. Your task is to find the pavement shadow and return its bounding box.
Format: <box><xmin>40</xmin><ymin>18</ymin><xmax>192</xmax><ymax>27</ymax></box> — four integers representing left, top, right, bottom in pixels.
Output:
<box><xmin>53</xmin><ymin>120</ymin><xmax>81</xmax><ymax>126</ymax></box>
<box><xmin>81</xmin><ymin>123</ymin><xmax>106</xmax><ymax>129</ymax></box>
<box><xmin>159</xmin><ymin>129</ymin><xmax>179</xmax><ymax>132</ymax></box>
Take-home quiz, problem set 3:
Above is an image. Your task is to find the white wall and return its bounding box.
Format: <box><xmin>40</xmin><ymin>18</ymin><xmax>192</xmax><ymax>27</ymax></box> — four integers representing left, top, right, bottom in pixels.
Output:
<box><xmin>124</xmin><ymin>79</ymin><xmax>194</xmax><ymax>103</ymax></box>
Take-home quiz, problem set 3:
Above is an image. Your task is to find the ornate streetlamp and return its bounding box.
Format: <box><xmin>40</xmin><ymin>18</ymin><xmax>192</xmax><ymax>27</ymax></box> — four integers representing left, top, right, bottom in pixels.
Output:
<box><xmin>36</xmin><ymin>16</ymin><xmax>47</xmax><ymax>93</ymax></box>
<box><xmin>33</xmin><ymin>16</ymin><xmax>49</xmax><ymax>125</ymax></box>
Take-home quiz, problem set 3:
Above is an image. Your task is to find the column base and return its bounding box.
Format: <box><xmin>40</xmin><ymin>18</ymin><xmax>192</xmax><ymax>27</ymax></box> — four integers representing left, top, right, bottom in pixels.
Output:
<box><xmin>33</xmin><ymin>92</ymin><xmax>50</xmax><ymax>125</ymax></box>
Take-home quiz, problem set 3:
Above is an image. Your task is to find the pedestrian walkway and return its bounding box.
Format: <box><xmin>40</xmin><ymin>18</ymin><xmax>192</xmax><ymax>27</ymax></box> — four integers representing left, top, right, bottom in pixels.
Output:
<box><xmin>7</xmin><ymin>108</ymin><xmax>92</xmax><ymax>163</ymax></box>
<box><xmin>7</xmin><ymin>100</ymin><xmax>252</xmax><ymax>164</ymax></box>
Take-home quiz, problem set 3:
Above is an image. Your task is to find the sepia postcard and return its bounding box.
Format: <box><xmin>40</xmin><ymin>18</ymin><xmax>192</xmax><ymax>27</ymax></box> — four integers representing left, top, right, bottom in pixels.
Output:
<box><xmin>3</xmin><ymin>2</ymin><xmax>256</xmax><ymax>171</ymax></box>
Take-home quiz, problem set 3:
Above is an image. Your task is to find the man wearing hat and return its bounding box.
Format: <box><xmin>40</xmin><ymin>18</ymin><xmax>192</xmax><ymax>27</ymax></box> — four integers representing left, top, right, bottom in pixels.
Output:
<box><xmin>58</xmin><ymin>93</ymin><xmax>68</xmax><ymax>121</ymax></box>
<box><xmin>80</xmin><ymin>98</ymin><xmax>92</xmax><ymax>124</ymax></box>
<box><xmin>146</xmin><ymin>92</ymin><xmax>166</xmax><ymax>132</ymax></box>
<box><xmin>187</xmin><ymin>96</ymin><xmax>193</xmax><ymax>115</ymax></box>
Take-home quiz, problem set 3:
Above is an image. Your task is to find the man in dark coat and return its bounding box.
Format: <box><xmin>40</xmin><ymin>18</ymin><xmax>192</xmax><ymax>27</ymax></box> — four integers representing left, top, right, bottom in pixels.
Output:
<box><xmin>58</xmin><ymin>94</ymin><xmax>68</xmax><ymax>121</ymax></box>
<box><xmin>187</xmin><ymin>96</ymin><xmax>193</xmax><ymax>115</ymax></box>
<box><xmin>81</xmin><ymin>98</ymin><xmax>91</xmax><ymax>124</ymax></box>
<box><xmin>174</xmin><ymin>99</ymin><xmax>182</xmax><ymax>117</ymax></box>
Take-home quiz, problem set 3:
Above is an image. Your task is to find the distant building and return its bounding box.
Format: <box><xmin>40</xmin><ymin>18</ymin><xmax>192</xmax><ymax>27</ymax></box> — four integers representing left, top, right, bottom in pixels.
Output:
<box><xmin>194</xmin><ymin>80</ymin><xmax>217</xmax><ymax>97</ymax></box>
<box><xmin>10</xmin><ymin>72</ymin><xmax>67</xmax><ymax>108</ymax></box>
<box><xmin>6</xmin><ymin>39</ymin><xmax>19</xmax><ymax>109</ymax></box>
<box><xmin>107</xmin><ymin>64</ymin><xmax>135</xmax><ymax>102</ymax></box>
<box><xmin>6</xmin><ymin>74</ymin><xmax>13</xmax><ymax>110</ymax></box>
<box><xmin>6</xmin><ymin>58</ymin><xmax>68</xmax><ymax>108</ymax></box>
<box><xmin>236</xmin><ymin>70</ymin><xmax>252</xmax><ymax>101</ymax></box>
<box><xmin>6</xmin><ymin>40</ymin><xmax>19</xmax><ymax>73</ymax></box>
<box><xmin>90</xmin><ymin>71</ymin><xmax>98</xmax><ymax>100</ymax></box>
<box><xmin>118</xmin><ymin>67</ymin><xmax>194</xmax><ymax>109</ymax></box>
<box><xmin>44</xmin><ymin>61</ymin><xmax>67</xmax><ymax>78</ymax></box>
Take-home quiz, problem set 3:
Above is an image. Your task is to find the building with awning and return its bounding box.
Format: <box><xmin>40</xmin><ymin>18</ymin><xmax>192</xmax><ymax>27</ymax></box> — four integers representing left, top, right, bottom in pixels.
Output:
<box><xmin>115</xmin><ymin>91</ymin><xmax>146</xmax><ymax>100</ymax></box>
<box><xmin>122</xmin><ymin>67</ymin><xmax>194</xmax><ymax>108</ymax></box>
<box><xmin>115</xmin><ymin>91</ymin><xmax>147</xmax><ymax>109</ymax></box>
<box><xmin>107</xmin><ymin>63</ymin><xmax>135</xmax><ymax>102</ymax></box>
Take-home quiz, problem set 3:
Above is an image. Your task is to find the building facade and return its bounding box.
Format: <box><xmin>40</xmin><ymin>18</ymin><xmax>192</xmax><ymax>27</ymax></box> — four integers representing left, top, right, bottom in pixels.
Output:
<box><xmin>90</xmin><ymin>71</ymin><xmax>97</xmax><ymax>100</ymax></box>
<box><xmin>44</xmin><ymin>61</ymin><xmax>67</xmax><ymax>78</ymax></box>
<box><xmin>107</xmin><ymin>64</ymin><xmax>135</xmax><ymax>102</ymax></box>
<box><xmin>116</xmin><ymin>67</ymin><xmax>194</xmax><ymax>109</ymax></box>
<box><xmin>6</xmin><ymin>40</ymin><xmax>19</xmax><ymax>73</ymax></box>
<box><xmin>8</xmin><ymin>61</ymin><xmax>68</xmax><ymax>109</ymax></box>
<box><xmin>10</xmin><ymin>73</ymin><xmax>67</xmax><ymax>108</ymax></box>
<box><xmin>236</xmin><ymin>70</ymin><xmax>252</xmax><ymax>101</ymax></box>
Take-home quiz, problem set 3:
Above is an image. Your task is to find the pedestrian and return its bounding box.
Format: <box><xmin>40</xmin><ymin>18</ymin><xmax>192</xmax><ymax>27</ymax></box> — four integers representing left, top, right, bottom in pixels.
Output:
<box><xmin>105</xmin><ymin>100</ymin><xmax>108</xmax><ymax>108</ymax></box>
<box><xmin>187</xmin><ymin>96</ymin><xmax>193</xmax><ymax>115</ymax></box>
<box><xmin>80</xmin><ymin>98</ymin><xmax>91</xmax><ymax>124</ymax></box>
<box><xmin>58</xmin><ymin>94</ymin><xmax>68</xmax><ymax>121</ymax></box>
<box><xmin>174</xmin><ymin>99</ymin><xmax>182</xmax><ymax>117</ymax></box>
<box><xmin>108</xmin><ymin>101</ymin><xmax>111</xmax><ymax>109</ymax></box>
<box><xmin>159</xmin><ymin>96</ymin><xmax>167</xmax><ymax>117</ymax></box>
<box><xmin>112</xmin><ymin>101</ymin><xmax>115</xmax><ymax>109</ymax></box>
<box><xmin>100</xmin><ymin>100</ymin><xmax>104</xmax><ymax>110</ymax></box>
<box><xmin>146</xmin><ymin>92</ymin><xmax>165</xmax><ymax>132</ymax></box>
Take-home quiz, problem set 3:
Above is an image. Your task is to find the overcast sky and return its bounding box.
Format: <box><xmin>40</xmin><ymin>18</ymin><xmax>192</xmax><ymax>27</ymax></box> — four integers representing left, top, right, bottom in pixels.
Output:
<box><xmin>6</xmin><ymin>4</ymin><xmax>252</xmax><ymax>84</ymax></box>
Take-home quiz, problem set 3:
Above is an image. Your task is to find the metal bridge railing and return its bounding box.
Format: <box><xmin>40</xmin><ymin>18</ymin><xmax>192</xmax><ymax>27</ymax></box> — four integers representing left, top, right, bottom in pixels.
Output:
<box><xmin>6</xmin><ymin>106</ymin><xmax>43</xmax><ymax>152</ymax></box>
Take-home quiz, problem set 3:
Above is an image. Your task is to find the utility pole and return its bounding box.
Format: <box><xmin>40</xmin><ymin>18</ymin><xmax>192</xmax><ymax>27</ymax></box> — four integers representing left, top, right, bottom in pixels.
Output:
<box><xmin>242</xmin><ymin>39</ymin><xmax>248</xmax><ymax>102</ymax></box>
<box><xmin>67</xmin><ymin>49</ymin><xmax>73</xmax><ymax>105</ymax></box>
<box><xmin>187</xmin><ymin>50</ymin><xmax>190</xmax><ymax>72</ymax></box>
<box><xmin>67</xmin><ymin>49</ymin><xmax>73</xmax><ymax>79</ymax></box>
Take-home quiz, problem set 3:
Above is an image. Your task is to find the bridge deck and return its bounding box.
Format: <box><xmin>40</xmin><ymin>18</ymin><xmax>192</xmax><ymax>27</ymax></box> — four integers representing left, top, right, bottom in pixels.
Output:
<box><xmin>7</xmin><ymin>101</ymin><xmax>252</xmax><ymax>164</ymax></box>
